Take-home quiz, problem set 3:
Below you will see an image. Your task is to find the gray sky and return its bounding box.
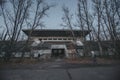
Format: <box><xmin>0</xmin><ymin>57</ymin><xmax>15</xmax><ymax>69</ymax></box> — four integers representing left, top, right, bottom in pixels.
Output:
<box><xmin>0</xmin><ymin>0</ymin><xmax>92</xmax><ymax>31</ymax></box>
<box><xmin>43</xmin><ymin>0</ymin><xmax>78</xmax><ymax>29</ymax></box>
<box><xmin>0</xmin><ymin>0</ymin><xmax>78</xmax><ymax>30</ymax></box>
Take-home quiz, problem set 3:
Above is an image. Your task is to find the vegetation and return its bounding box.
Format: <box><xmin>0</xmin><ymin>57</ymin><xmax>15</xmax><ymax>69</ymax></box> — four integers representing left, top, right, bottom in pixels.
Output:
<box><xmin>0</xmin><ymin>0</ymin><xmax>120</xmax><ymax>62</ymax></box>
<box><xmin>61</xmin><ymin>0</ymin><xmax>120</xmax><ymax>57</ymax></box>
<box><xmin>0</xmin><ymin>0</ymin><xmax>53</xmax><ymax>62</ymax></box>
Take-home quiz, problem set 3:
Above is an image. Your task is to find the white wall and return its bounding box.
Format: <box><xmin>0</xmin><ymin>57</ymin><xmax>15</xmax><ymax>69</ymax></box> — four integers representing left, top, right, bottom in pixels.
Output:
<box><xmin>32</xmin><ymin>50</ymin><xmax>51</xmax><ymax>57</ymax></box>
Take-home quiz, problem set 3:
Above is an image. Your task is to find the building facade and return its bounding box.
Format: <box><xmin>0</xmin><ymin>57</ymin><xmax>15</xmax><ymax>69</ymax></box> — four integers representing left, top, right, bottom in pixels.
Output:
<box><xmin>23</xmin><ymin>29</ymin><xmax>90</xmax><ymax>58</ymax></box>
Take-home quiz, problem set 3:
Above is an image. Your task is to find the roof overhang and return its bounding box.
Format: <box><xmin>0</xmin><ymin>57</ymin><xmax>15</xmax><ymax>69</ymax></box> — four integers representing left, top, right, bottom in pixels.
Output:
<box><xmin>22</xmin><ymin>29</ymin><xmax>91</xmax><ymax>37</ymax></box>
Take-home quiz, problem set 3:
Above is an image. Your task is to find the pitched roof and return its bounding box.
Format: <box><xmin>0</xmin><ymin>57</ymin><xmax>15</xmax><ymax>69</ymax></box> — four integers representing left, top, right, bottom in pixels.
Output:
<box><xmin>22</xmin><ymin>29</ymin><xmax>91</xmax><ymax>37</ymax></box>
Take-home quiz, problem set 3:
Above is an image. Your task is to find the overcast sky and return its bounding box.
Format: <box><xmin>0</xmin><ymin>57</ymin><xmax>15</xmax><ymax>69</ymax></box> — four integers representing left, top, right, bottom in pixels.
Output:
<box><xmin>43</xmin><ymin>0</ymin><xmax>78</xmax><ymax>29</ymax></box>
<box><xmin>0</xmin><ymin>0</ymin><xmax>78</xmax><ymax>30</ymax></box>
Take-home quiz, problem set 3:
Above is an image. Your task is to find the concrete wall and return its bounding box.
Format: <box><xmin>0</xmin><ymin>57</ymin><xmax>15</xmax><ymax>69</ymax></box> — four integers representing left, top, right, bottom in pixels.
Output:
<box><xmin>31</xmin><ymin>50</ymin><xmax>51</xmax><ymax>57</ymax></box>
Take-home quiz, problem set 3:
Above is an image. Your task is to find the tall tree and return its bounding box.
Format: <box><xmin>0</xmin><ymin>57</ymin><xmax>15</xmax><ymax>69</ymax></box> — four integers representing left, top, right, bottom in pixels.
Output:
<box><xmin>0</xmin><ymin>0</ymin><xmax>32</xmax><ymax>61</ymax></box>
<box><xmin>102</xmin><ymin>0</ymin><xmax>120</xmax><ymax>55</ymax></box>
<box><xmin>0</xmin><ymin>0</ymin><xmax>53</xmax><ymax>61</ymax></box>
<box><xmin>77</xmin><ymin>0</ymin><xmax>93</xmax><ymax>41</ymax></box>
<box><xmin>23</xmin><ymin>0</ymin><xmax>53</xmax><ymax>59</ymax></box>
<box><xmin>61</xmin><ymin>6</ymin><xmax>80</xmax><ymax>58</ymax></box>
<box><xmin>61</xmin><ymin>6</ymin><xmax>75</xmax><ymax>40</ymax></box>
<box><xmin>92</xmin><ymin>0</ymin><xmax>104</xmax><ymax>56</ymax></box>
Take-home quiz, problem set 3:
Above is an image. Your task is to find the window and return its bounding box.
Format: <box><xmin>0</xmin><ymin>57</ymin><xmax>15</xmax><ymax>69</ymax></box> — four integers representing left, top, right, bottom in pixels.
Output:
<box><xmin>63</xmin><ymin>38</ymin><xmax>67</xmax><ymax>40</ymax></box>
<box><xmin>58</xmin><ymin>38</ymin><xmax>62</xmax><ymax>40</ymax></box>
<box><xmin>39</xmin><ymin>38</ymin><xmax>42</xmax><ymax>41</ymax></box>
<box><xmin>53</xmin><ymin>38</ymin><xmax>57</xmax><ymax>40</ymax></box>
<box><xmin>43</xmin><ymin>38</ymin><xmax>47</xmax><ymax>40</ymax></box>
<box><xmin>68</xmin><ymin>38</ymin><xmax>71</xmax><ymax>40</ymax></box>
<box><xmin>48</xmin><ymin>38</ymin><xmax>52</xmax><ymax>40</ymax></box>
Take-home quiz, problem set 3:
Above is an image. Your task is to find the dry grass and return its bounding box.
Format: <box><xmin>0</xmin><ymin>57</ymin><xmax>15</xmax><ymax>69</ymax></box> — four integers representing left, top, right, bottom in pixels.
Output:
<box><xmin>0</xmin><ymin>57</ymin><xmax>120</xmax><ymax>65</ymax></box>
<box><xmin>0</xmin><ymin>58</ymin><xmax>39</xmax><ymax>65</ymax></box>
<box><xmin>64</xmin><ymin>57</ymin><xmax>120</xmax><ymax>64</ymax></box>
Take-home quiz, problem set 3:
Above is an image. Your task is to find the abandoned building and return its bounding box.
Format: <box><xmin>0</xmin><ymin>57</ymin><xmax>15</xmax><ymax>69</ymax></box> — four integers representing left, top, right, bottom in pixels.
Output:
<box><xmin>0</xmin><ymin>29</ymin><xmax>119</xmax><ymax>58</ymax></box>
<box><xmin>22</xmin><ymin>29</ymin><xmax>90</xmax><ymax>58</ymax></box>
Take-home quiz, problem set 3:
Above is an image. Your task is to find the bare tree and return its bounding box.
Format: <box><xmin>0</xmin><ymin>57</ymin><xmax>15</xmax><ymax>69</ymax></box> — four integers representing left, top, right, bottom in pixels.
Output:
<box><xmin>76</xmin><ymin>0</ymin><xmax>86</xmax><ymax>40</ymax></box>
<box><xmin>0</xmin><ymin>0</ymin><xmax>53</xmax><ymax>61</ymax></box>
<box><xmin>25</xmin><ymin>0</ymin><xmax>53</xmax><ymax>41</ymax></box>
<box><xmin>92</xmin><ymin>0</ymin><xmax>104</xmax><ymax>56</ymax></box>
<box><xmin>61</xmin><ymin>6</ymin><xmax>75</xmax><ymax>40</ymax></box>
<box><xmin>23</xmin><ymin>0</ymin><xmax>53</xmax><ymax>59</ymax></box>
<box><xmin>78</xmin><ymin>0</ymin><xmax>93</xmax><ymax>41</ymax></box>
<box><xmin>91</xmin><ymin>0</ymin><xmax>120</xmax><ymax>56</ymax></box>
<box><xmin>76</xmin><ymin>0</ymin><xmax>97</xmax><ymax>56</ymax></box>
<box><xmin>61</xmin><ymin>6</ymin><xmax>81</xmax><ymax>58</ymax></box>
<box><xmin>61</xmin><ymin>0</ymin><xmax>120</xmax><ymax>57</ymax></box>
<box><xmin>0</xmin><ymin>0</ymin><xmax>32</xmax><ymax>61</ymax></box>
<box><xmin>102</xmin><ymin>0</ymin><xmax>120</xmax><ymax>55</ymax></box>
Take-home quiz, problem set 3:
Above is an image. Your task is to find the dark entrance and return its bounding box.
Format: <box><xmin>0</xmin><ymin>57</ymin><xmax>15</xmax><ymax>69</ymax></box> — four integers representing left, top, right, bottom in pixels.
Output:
<box><xmin>51</xmin><ymin>49</ymin><xmax>65</xmax><ymax>58</ymax></box>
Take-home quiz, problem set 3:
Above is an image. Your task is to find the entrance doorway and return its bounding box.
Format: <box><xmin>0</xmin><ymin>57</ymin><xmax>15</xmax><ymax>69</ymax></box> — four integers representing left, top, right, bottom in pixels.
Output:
<box><xmin>51</xmin><ymin>49</ymin><xmax>65</xmax><ymax>58</ymax></box>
